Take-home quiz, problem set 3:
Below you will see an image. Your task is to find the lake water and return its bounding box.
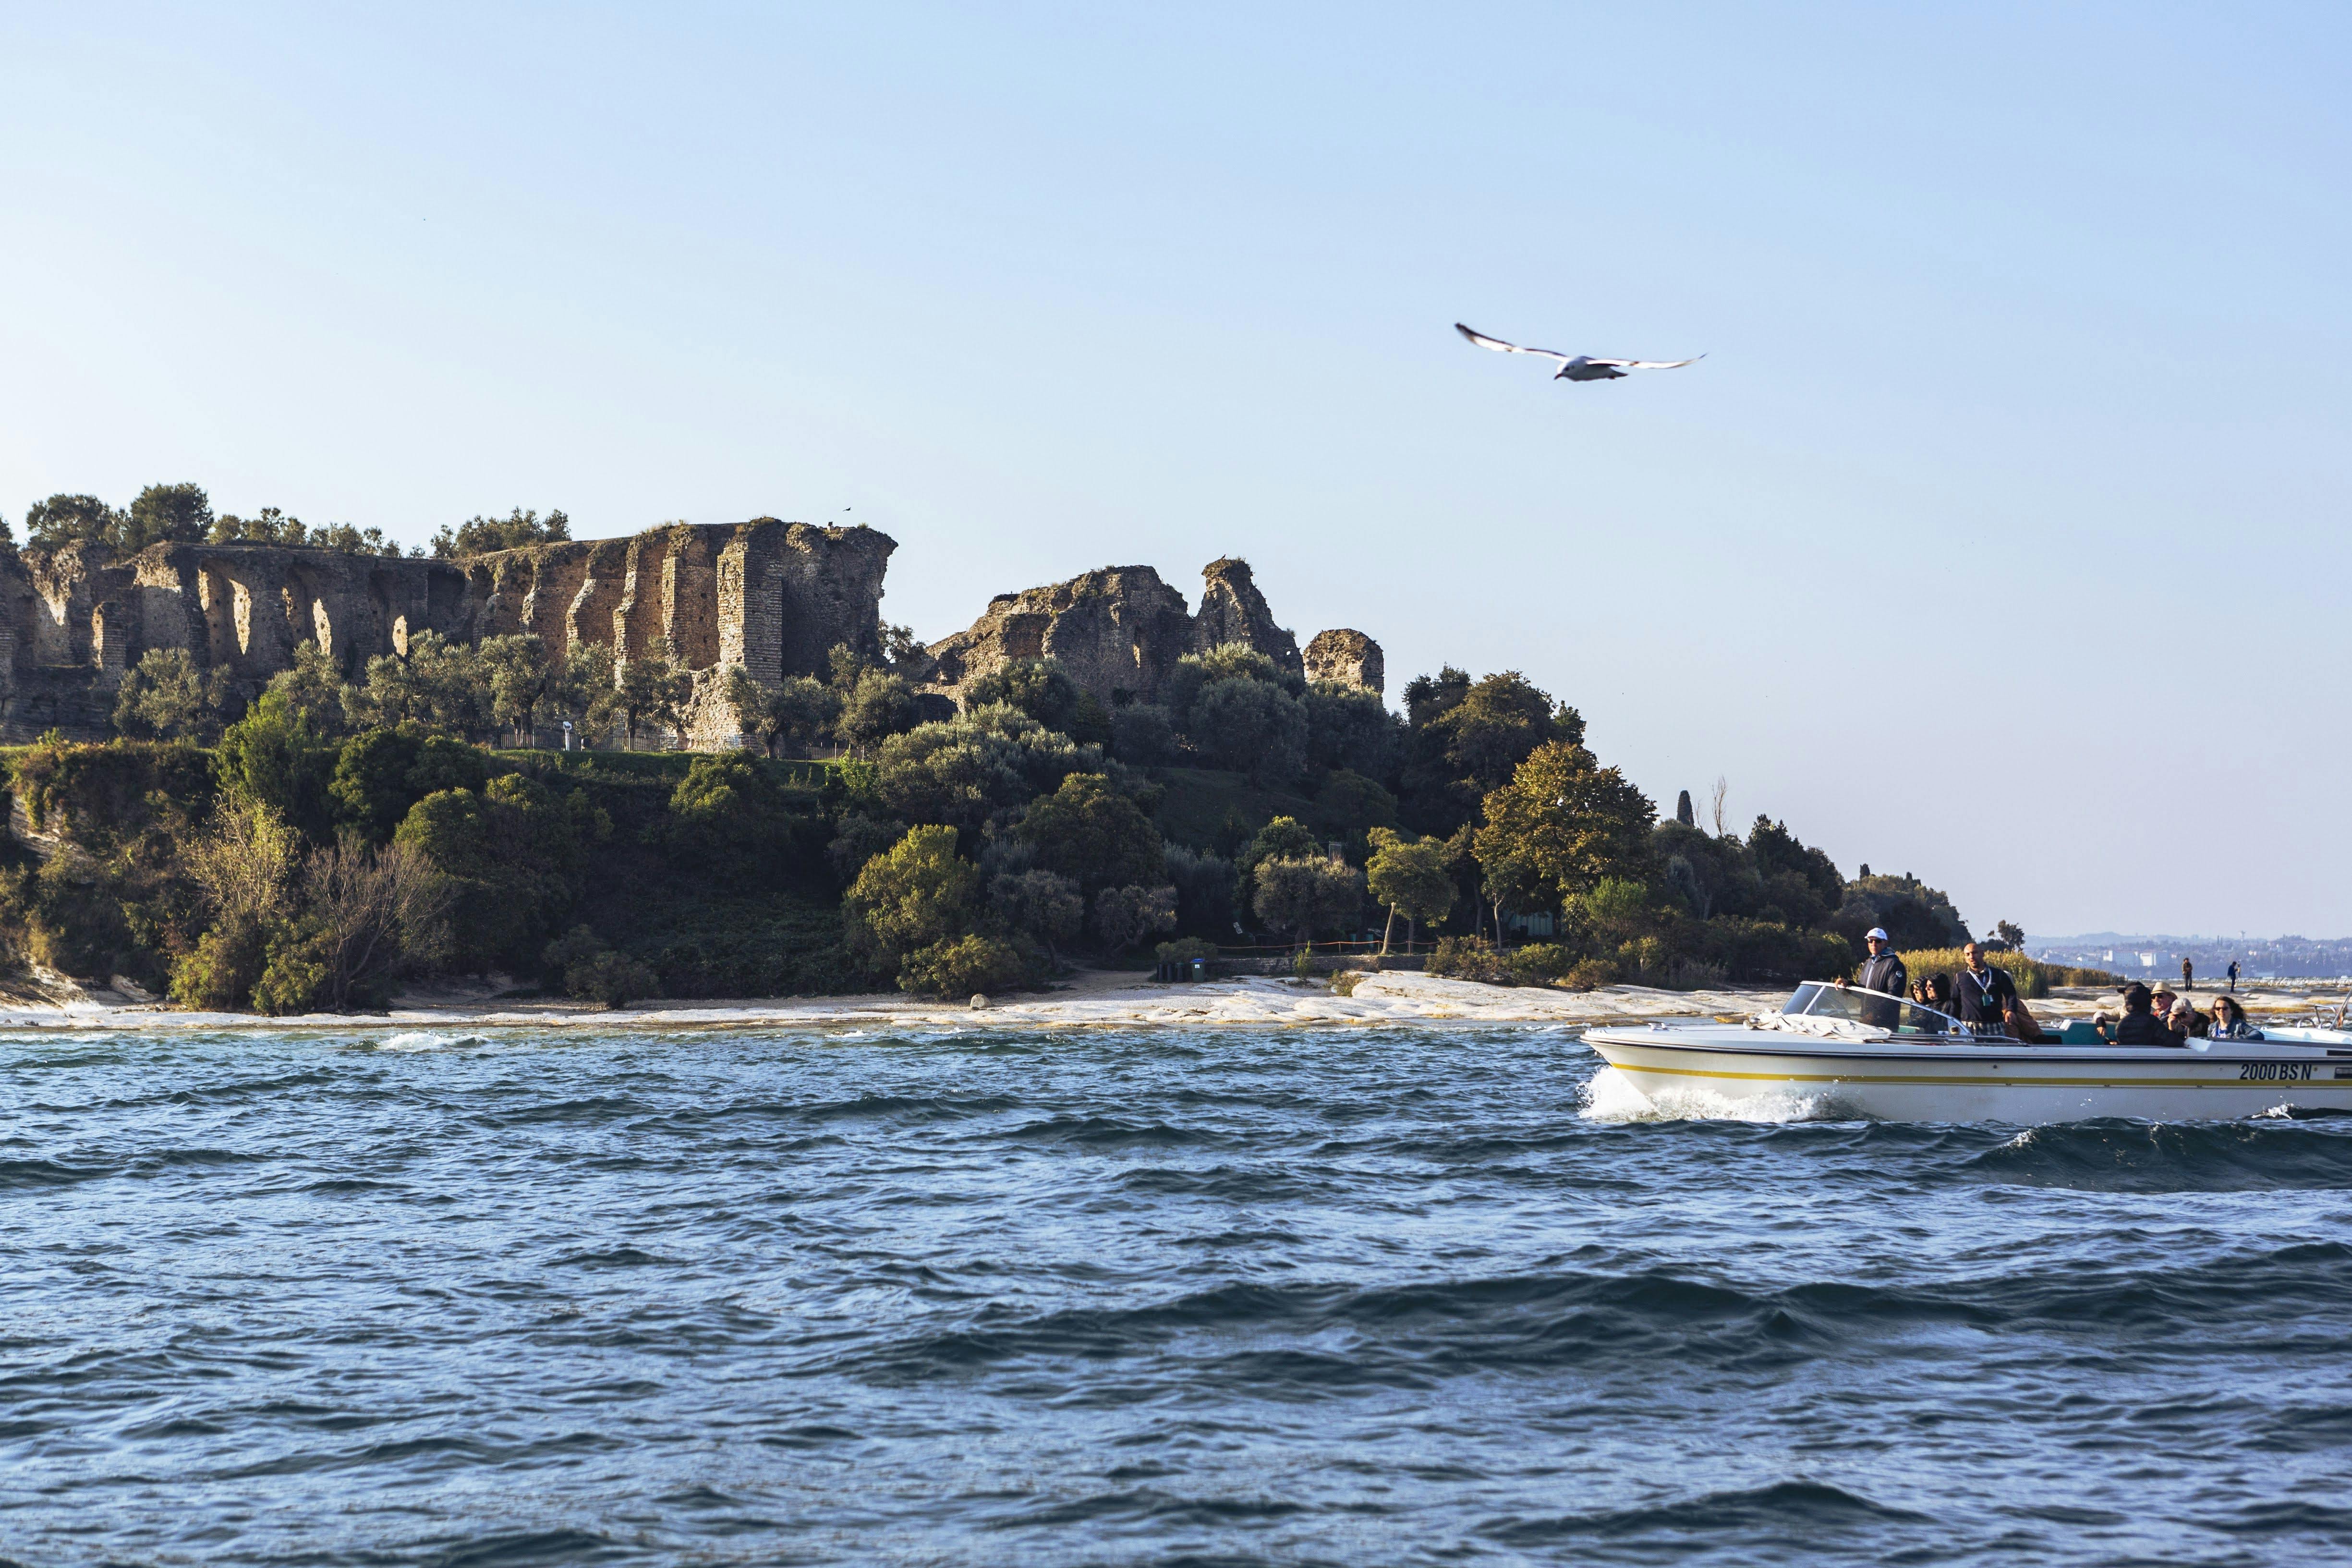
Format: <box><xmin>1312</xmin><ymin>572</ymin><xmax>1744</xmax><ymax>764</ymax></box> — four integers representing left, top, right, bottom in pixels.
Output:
<box><xmin>4</xmin><ymin>1023</ymin><xmax>2351</xmax><ymax>1566</ymax></box>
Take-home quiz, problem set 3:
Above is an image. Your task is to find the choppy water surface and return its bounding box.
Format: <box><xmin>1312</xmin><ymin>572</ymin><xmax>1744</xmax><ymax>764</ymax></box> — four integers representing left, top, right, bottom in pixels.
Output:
<box><xmin>5</xmin><ymin>1025</ymin><xmax>2352</xmax><ymax>1566</ymax></box>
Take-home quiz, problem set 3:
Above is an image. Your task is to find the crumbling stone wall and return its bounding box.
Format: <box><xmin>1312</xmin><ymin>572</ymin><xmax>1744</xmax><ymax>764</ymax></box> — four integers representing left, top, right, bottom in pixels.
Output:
<box><xmin>922</xmin><ymin>565</ymin><xmax>1198</xmax><ymax>710</ymax></box>
<box><xmin>919</xmin><ymin>556</ymin><xmax>1374</xmax><ymax>716</ymax></box>
<box><xmin>0</xmin><ymin>518</ymin><xmax>896</xmax><ymax>747</ymax></box>
<box><xmin>1303</xmin><ymin>628</ymin><xmax>1384</xmax><ymax>696</ymax></box>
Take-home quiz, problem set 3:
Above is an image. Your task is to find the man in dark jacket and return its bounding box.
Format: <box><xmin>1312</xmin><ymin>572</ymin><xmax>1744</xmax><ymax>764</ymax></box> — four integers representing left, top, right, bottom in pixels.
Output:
<box><xmin>1855</xmin><ymin>927</ymin><xmax>1907</xmax><ymax>997</ymax></box>
<box><xmin>1952</xmin><ymin>942</ymin><xmax>2020</xmax><ymax>1037</ymax></box>
<box><xmin>2102</xmin><ymin>983</ymin><xmax>2181</xmax><ymax>1045</ymax></box>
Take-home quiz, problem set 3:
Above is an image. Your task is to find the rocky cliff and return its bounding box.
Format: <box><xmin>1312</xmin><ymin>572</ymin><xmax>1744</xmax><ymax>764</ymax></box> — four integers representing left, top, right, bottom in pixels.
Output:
<box><xmin>0</xmin><ymin>522</ymin><xmax>1387</xmax><ymax>749</ymax></box>
<box><xmin>919</xmin><ymin>557</ymin><xmax>1383</xmax><ymax>712</ymax></box>
<box><xmin>1303</xmin><ymin>628</ymin><xmax>1384</xmax><ymax>696</ymax></box>
<box><xmin>0</xmin><ymin>519</ymin><xmax>894</xmax><ymax>745</ymax></box>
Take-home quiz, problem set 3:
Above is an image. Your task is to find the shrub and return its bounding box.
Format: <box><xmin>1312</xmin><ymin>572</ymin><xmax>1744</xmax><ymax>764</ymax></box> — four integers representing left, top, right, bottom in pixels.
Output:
<box><xmin>570</xmin><ymin>948</ymin><xmax>659</xmax><ymax>1007</ymax></box>
<box><xmin>899</xmin><ymin>933</ymin><xmax>1026</xmax><ymax>998</ymax></box>
<box><xmin>1110</xmin><ymin>703</ymin><xmax>1177</xmax><ymax>765</ymax></box>
<box><xmin>1565</xmin><ymin>957</ymin><xmax>1617</xmax><ymax>990</ymax></box>
<box><xmin>1663</xmin><ymin>955</ymin><xmax>1728</xmax><ymax>991</ymax></box>
<box><xmin>251</xmin><ymin>920</ymin><xmax>333</xmax><ymax>1015</ymax></box>
<box><xmin>1155</xmin><ymin>936</ymin><xmax>1219</xmax><ymax>963</ymax></box>
<box><xmin>170</xmin><ymin>919</ymin><xmax>266</xmax><ymax>1010</ymax></box>
<box><xmin>842</xmin><ymin>824</ymin><xmax>980</xmax><ymax>980</ymax></box>
<box><xmin>1251</xmin><ymin>856</ymin><xmax>1363</xmax><ymax>949</ymax></box>
<box><xmin>1506</xmin><ymin>942</ymin><xmax>1576</xmax><ymax>986</ymax></box>
<box><xmin>1427</xmin><ymin>936</ymin><xmax>1511</xmax><ymax>985</ymax></box>
<box><xmin>1092</xmin><ymin>883</ymin><xmax>1178</xmax><ymax>954</ymax></box>
<box><xmin>1291</xmin><ymin>948</ymin><xmax>1317</xmax><ymax>981</ymax></box>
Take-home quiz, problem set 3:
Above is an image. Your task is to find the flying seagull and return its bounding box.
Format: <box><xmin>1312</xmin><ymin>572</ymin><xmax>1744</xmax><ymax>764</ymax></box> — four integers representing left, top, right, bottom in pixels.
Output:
<box><xmin>1455</xmin><ymin>322</ymin><xmax>1703</xmax><ymax>381</ymax></box>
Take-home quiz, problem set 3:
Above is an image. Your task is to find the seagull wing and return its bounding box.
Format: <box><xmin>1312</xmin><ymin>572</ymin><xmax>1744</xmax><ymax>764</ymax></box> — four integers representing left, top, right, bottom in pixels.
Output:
<box><xmin>1583</xmin><ymin>353</ymin><xmax>1706</xmax><ymax>371</ymax></box>
<box><xmin>1455</xmin><ymin>323</ymin><xmax>1573</xmax><ymax>365</ymax></box>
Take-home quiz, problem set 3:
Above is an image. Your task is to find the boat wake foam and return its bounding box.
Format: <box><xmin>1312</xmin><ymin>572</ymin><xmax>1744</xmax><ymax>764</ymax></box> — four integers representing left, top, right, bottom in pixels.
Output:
<box><xmin>377</xmin><ymin>1032</ymin><xmax>492</xmax><ymax>1052</ymax></box>
<box><xmin>1579</xmin><ymin>1066</ymin><xmax>1847</xmax><ymax>1124</ymax></box>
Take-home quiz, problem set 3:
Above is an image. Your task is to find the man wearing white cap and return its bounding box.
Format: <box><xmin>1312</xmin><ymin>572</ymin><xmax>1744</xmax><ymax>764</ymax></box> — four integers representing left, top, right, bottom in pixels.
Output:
<box><xmin>1855</xmin><ymin>927</ymin><xmax>1907</xmax><ymax>998</ymax></box>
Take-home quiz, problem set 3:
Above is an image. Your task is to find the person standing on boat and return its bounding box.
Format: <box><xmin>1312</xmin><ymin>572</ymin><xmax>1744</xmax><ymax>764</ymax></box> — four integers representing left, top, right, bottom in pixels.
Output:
<box><xmin>1952</xmin><ymin>942</ymin><xmax>2021</xmax><ymax>1037</ymax></box>
<box><xmin>1855</xmin><ymin>927</ymin><xmax>1906</xmax><ymax>997</ymax></box>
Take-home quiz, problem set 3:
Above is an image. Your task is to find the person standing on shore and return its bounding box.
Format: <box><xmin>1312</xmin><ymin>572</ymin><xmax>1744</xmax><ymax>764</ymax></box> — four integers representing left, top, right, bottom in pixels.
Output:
<box><xmin>2182</xmin><ymin>957</ymin><xmax>2194</xmax><ymax>990</ymax></box>
<box><xmin>2227</xmin><ymin>960</ymin><xmax>2239</xmax><ymax>994</ymax></box>
<box><xmin>1855</xmin><ymin>927</ymin><xmax>1907</xmax><ymax>997</ymax></box>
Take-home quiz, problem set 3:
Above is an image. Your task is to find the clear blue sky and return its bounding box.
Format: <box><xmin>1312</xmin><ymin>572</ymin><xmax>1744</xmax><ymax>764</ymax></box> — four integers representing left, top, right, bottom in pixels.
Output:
<box><xmin>4</xmin><ymin>3</ymin><xmax>2346</xmax><ymax>938</ymax></box>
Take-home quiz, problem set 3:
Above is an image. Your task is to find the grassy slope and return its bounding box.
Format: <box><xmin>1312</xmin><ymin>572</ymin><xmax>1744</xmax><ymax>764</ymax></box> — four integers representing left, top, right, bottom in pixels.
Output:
<box><xmin>1149</xmin><ymin>766</ymin><xmax>1319</xmax><ymax>850</ymax></box>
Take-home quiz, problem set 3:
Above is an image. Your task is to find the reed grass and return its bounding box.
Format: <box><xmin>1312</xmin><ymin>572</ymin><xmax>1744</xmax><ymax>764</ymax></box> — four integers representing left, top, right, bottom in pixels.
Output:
<box><xmin>1899</xmin><ymin>947</ymin><xmax>2121</xmax><ymax>998</ymax></box>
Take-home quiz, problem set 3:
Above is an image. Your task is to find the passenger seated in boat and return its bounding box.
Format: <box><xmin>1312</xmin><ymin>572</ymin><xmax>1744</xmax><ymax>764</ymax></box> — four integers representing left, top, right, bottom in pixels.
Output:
<box><xmin>2100</xmin><ymin>983</ymin><xmax>2182</xmax><ymax>1045</ymax></box>
<box><xmin>2208</xmin><ymin>995</ymin><xmax>2263</xmax><ymax>1041</ymax></box>
<box><xmin>2169</xmin><ymin>997</ymin><xmax>2207</xmax><ymax>1040</ymax></box>
<box><xmin>1952</xmin><ymin>943</ymin><xmax>2025</xmax><ymax>1038</ymax></box>
<box><xmin>1911</xmin><ymin>973</ymin><xmax>1953</xmax><ymax>1012</ymax></box>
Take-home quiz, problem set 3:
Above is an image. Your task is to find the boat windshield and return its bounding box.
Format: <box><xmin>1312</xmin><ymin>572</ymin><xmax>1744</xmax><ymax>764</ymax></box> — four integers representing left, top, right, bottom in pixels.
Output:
<box><xmin>1779</xmin><ymin>983</ymin><xmax>1957</xmax><ymax>1037</ymax></box>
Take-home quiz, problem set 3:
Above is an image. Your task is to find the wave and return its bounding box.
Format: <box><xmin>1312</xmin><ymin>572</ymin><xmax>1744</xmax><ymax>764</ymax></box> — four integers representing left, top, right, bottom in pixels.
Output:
<box><xmin>376</xmin><ymin>1032</ymin><xmax>492</xmax><ymax>1052</ymax></box>
<box><xmin>845</xmin><ymin>1245</ymin><xmax>2352</xmax><ymax>1389</ymax></box>
<box><xmin>1965</xmin><ymin>1118</ymin><xmax>2352</xmax><ymax>1191</ymax></box>
<box><xmin>1581</xmin><ymin>1065</ymin><xmax>1851</xmax><ymax>1124</ymax></box>
<box><xmin>1485</xmin><ymin>1479</ymin><xmax>1932</xmax><ymax>1545</ymax></box>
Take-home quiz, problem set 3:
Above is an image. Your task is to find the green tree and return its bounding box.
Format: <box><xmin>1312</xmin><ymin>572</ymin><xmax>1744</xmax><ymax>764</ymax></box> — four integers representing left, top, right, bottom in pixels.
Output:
<box><xmin>1014</xmin><ymin>773</ymin><xmax>1164</xmax><ymax>895</ymax></box>
<box><xmin>214</xmin><ymin>691</ymin><xmax>335</xmax><ymax>840</ymax></box>
<box><xmin>873</xmin><ymin>704</ymin><xmax>1103</xmax><ymax>833</ymax></box>
<box><xmin>1366</xmin><ymin>827</ymin><xmax>1456</xmax><ymax>954</ymax></box>
<box><xmin>989</xmin><ymin>869</ymin><xmax>1084</xmax><ymax>961</ymax></box>
<box><xmin>1400</xmin><ymin>669</ymin><xmax>1584</xmax><ymax>836</ymax></box>
<box><xmin>1251</xmin><ymin>856</ymin><xmax>1365</xmax><ymax>952</ymax></box>
<box><xmin>343</xmin><ymin>631</ymin><xmax>490</xmax><ymax>737</ymax></box>
<box><xmin>550</xmin><ymin>641</ymin><xmax>619</xmax><ymax>746</ymax></box>
<box><xmin>1091</xmin><ymin>883</ymin><xmax>1177</xmax><ymax>954</ymax></box>
<box><xmin>478</xmin><ymin>633</ymin><xmax>555</xmax><ymax>746</ymax></box>
<box><xmin>1188</xmin><ymin>676</ymin><xmax>1308</xmax><ymax>785</ymax></box>
<box><xmin>841</xmin><ymin>824</ymin><xmax>981</xmax><ymax>981</ymax></box>
<box><xmin>431</xmin><ymin>507</ymin><xmax>571</xmax><ymax>559</ymax></box>
<box><xmin>266</xmin><ymin>642</ymin><xmax>350</xmax><ymax>736</ymax></box>
<box><xmin>1236</xmin><ymin>814</ymin><xmax>1321</xmax><ymax>900</ymax></box>
<box><xmin>24</xmin><ymin>493</ymin><xmax>123</xmax><ymax>551</ymax></box>
<box><xmin>112</xmin><ymin>648</ymin><xmax>229</xmax><ymax>741</ymax></box>
<box><xmin>726</xmin><ymin>667</ymin><xmax>840</xmax><ymax>757</ymax></box>
<box><xmin>329</xmin><ymin>728</ymin><xmax>426</xmax><ymax>843</ymax></box>
<box><xmin>834</xmin><ymin>667</ymin><xmax>918</xmax><ymax>755</ymax></box>
<box><xmin>1472</xmin><ymin>740</ymin><xmax>1656</xmax><ymax>922</ymax></box>
<box><xmin>613</xmin><ymin>653</ymin><xmax>691</xmax><ymax>750</ymax></box>
<box><xmin>966</xmin><ymin>659</ymin><xmax>1085</xmax><ymax>733</ymax></box>
<box><xmin>392</xmin><ymin>773</ymin><xmax>606</xmax><ymax>972</ymax></box>
<box><xmin>312</xmin><ymin>522</ymin><xmax>403</xmax><ymax>556</ymax></box>
<box><xmin>1305</xmin><ymin>682</ymin><xmax>1398</xmax><ymax>777</ymax></box>
<box><xmin>124</xmin><ymin>483</ymin><xmax>214</xmax><ymax>551</ymax></box>
<box><xmin>210</xmin><ymin>505</ymin><xmax>308</xmax><ymax>545</ymax></box>
<box><xmin>661</xmin><ymin>752</ymin><xmax>797</xmax><ymax>877</ymax></box>
<box><xmin>898</xmin><ymin>932</ymin><xmax>1026</xmax><ymax>998</ymax></box>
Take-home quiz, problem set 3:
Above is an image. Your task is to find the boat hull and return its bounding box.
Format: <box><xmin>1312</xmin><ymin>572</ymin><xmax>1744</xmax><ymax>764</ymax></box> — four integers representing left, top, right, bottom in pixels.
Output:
<box><xmin>1584</xmin><ymin>1026</ymin><xmax>2352</xmax><ymax>1123</ymax></box>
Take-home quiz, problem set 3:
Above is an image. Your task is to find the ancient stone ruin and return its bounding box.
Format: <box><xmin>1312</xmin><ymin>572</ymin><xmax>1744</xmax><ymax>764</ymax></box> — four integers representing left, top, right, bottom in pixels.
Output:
<box><xmin>1303</xmin><ymin>628</ymin><xmax>1384</xmax><ymax>697</ymax></box>
<box><xmin>0</xmin><ymin>519</ymin><xmax>1382</xmax><ymax>748</ymax></box>
<box><xmin>916</xmin><ymin>557</ymin><xmax>1382</xmax><ymax>711</ymax></box>
<box><xmin>0</xmin><ymin>519</ymin><xmax>894</xmax><ymax>746</ymax></box>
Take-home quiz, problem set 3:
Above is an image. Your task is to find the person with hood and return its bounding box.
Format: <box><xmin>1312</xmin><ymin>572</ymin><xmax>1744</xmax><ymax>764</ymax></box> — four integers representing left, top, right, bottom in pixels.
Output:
<box><xmin>2099</xmin><ymin>983</ymin><xmax>2182</xmax><ymax>1045</ymax></box>
<box><xmin>1855</xmin><ymin>927</ymin><xmax>1907</xmax><ymax>998</ymax></box>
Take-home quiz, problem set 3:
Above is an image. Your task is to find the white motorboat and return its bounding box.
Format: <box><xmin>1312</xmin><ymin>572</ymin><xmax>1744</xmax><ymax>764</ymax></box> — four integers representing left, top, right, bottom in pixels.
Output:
<box><xmin>1584</xmin><ymin>982</ymin><xmax>2352</xmax><ymax>1123</ymax></box>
